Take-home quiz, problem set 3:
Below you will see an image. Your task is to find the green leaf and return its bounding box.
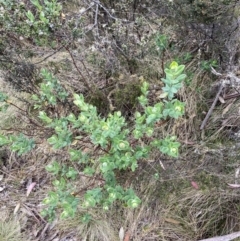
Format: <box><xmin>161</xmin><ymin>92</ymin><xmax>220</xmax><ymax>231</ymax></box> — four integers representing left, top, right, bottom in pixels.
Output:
<box><xmin>66</xmin><ymin>167</ymin><xmax>78</xmax><ymax>179</ymax></box>
<box><xmin>115</xmin><ymin>140</ymin><xmax>130</xmax><ymax>151</ymax></box>
<box><xmin>39</xmin><ymin>111</ymin><xmax>52</xmax><ymax>124</ymax></box>
<box><xmin>145</xmin><ymin>127</ymin><xmax>154</xmax><ymax>137</ymax></box>
<box><xmin>10</xmin><ymin>134</ymin><xmax>35</xmax><ymax>155</ymax></box>
<box><xmin>173</xmin><ymin>74</ymin><xmax>186</xmax><ymax>83</ymax></box>
<box><xmin>83</xmin><ymin>188</ymin><xmax>102</xmax><ymax>207</ymax></box>
<box><xmin>138</xmin><ymin>95</ymin><xmax>148</xmax><ymax>106</ymax></box>
<box><xmin>73</xmin><ymin>94</ymin><xmax>88</xmax><ymax>110</ymax></box>
<box><xmin>0</xmin><ymin>92</ymin><xmax>8</xmax><ymax>102</ymax></box>
<box><xmin>48</xmin><ymin>135</ymin><xmax>58</xmax><ymax>146</ymax></box>
<box><xmin>48</xmin><ymin>129</ymin><xmax>72</xmax><ymax>149</ymax></box>
<box><xmin>53</xmin><ymin>177</ymin><xmax>66</xmax><ymax>189</ymax></box>
<box><xmin>170</xmin><ymin>61</ymin><xmax>178</xmax><ymax>69</ymax></box>
<box><xmin>83</xmin><ymin>167</ymin><xmax>95</xmax><ymax>176</ymax></box>
<box><xmin>146</xmin><ymin>114</ymin><xmax>157</xmax><ymax>124</ymax></box>
<box><xmin>156</xmin><ymin>34</ymin><xmax>168</xmax><ymax>50</ymax></box>
<box><xmin>46</xmin><ymin>161</ymin><xmax>61</xmax><ymax>175</ymax></box>
<box><xmin>39</xmin><ymin>11</ymin><xmax>47</xmax><ymax>22</ymax></box>
<box><xmin>69</xmin><ymin>149</ymin><xmax>82</xmax><ymax>161</ymax></box>
<box><xmin>0</xmin><ymin>135</ymin><xmax>10</xmax><ymax>146</ymax></box>
<box><xmin>162</xmin><ymin>85</ymin><xmax>178</xmax><ymax>100</ymax></box>
<box><xmin>81</xmin><ymin>213</ymin><xmax>91</xmax><ymax>223</ymax></box>
<box><xmin>127</xmin><ymin>196</ymin><xmax>141</xmax><ymax>208</ymax></box>
<box><xmin>26</xmin><ymin>10</ymin><xmax>35</xmax><ymax>22</ymax></box>
<box><xmin>43</xmin><ymin>191</ymin><xmax>58</xmax><ymax>205</ymax></box>
<box><xmin>32</xmin><ymin>94</ymin><xmax>39</xmax><ymax>101</ymax></box>
<box><xmin>159</xmin><ymin>137</ymin><xmax>180</xmax><ymax>157</ymax></box>
<box><xmin>140</xmin><ymin>81</ymin><xmax>149</xmax><ymax>95</ymax></box>
<box><xmin>100</xmin><ymin>161</ymin><xmax>116</xmax><ymax>173</ymax></box>
<box><xmin>31</xmin><ymin>0</ymin><xmax>42</xmax><ymax>10</ymax></box>
<box><xmin>131</xmin><ymin>161</ymin><xmax>138</xmax><ymax>171</ymax></box>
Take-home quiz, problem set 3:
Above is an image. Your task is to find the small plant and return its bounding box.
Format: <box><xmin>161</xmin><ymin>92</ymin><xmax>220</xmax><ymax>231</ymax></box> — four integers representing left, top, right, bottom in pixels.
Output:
<box><xmin>156</xmin><ymin>34</ymin><xmax>168</xmax><ymax>53</ymax></box>
<box><xmin>40</xmin><ymin>61</ymin><xmax>186</xmax><ymax>220</ymax></box>
<box><xmin>32</xmin><ymin>68</ymin><xmax>68</xmax><ymax>109</ymax></box>
<box><xmin>160</xmin><ymin>61</ymin><xmax>186</xmax><ymax>100</ymax></box>
<box><xmin>0</xmin><ymin>0</ymin><xmax>62</xmax><ymax>45</ymax></box>
<box><xmin>0</xmin><ymin>134</ymin><xmax>35</xmax><ymax>155</ymax></box>
<box><xmin>200</xmin><ymin>59</ymin><xmax>218</xmax><ymax>71</ymax></box>
<box><xmin>26</xmin><ymin>0</ymin><xmax>62</xmax><ymax>38</ymax></box>
<box><xmin>0</xmin><ymin>61</ymin><xmax>186</xmax><ymax>222</ymax></box>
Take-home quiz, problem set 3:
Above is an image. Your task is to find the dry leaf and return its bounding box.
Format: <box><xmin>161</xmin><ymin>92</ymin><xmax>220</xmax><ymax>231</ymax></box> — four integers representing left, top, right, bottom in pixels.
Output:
<box><xmin>181</xmin><ymin>140</ymin><xmax>196</xmax><ymax>145</ymax></box>
<box><xmin>235</xmin><ymin>168</ymin><xmax>240</xmax><ymax>179</ymax></box>
<box><xmin>159</xmin><ymin>92</ymin><xmax>168</xmax><ymax>98</ymax></box>
<box><xmin>61</xmin><ymin>13</ymin><xmax>66</xmax><ymax>20</ymax></box>
<box><xmin>159</xmin><ymin>160</ymin><xmax>166</xmax><ymax>170</ymax></box>
<box><xmin>0</xmin><ymin>186</ymin><xmax>5</xmax><ymax>192</ymax></box>
<box><xmin>222</xmin><ymin>102</ymin><xmax>233</xmax><ymax>116</ymax></box>
<box><xmin>119</xmin><ymin>227</ymin><xmax>124</xmax><ymax>241</ymax></box>
<box><xmin>164</xmin><ymin>218</ymin><xmax>180</xmax><ymax>225</ymax></box>
<box><xmin>228</xmin><ymin>183</ymin><xmax>240</xmax><ymax>188</ymax></box>
<box><xmin>26</xmin><ymin>182</ymin><xmax>36</xmax><ymax>197</ymax></box>
<box><xmin>191</xmin><ymin>181</ymin><xmax>199</xmax><ymax>189</ymax></box>
<box><xmin>71</xmin><ymin>140</ymin><xmax>78</xmax><ymax>146</ymax></box>
<box><xmin>14</xmin><ymin>203</ymin><xmax>21</xmax><ymax>215</ymax></box>
<box><xmin>124</xmin><ymin>231</ymin><xmax>130</xmax><ymax>241</ymax></box>
<box><xmin>218</xmin><ymin>96</ymin><xmax>225</xmax><ymax>103</ymax></box>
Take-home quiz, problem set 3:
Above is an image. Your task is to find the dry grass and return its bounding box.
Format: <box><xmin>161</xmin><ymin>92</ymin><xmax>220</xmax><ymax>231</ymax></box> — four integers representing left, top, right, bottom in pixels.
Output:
<box><xmin>0</xmin><ymin>1</ymin><xmax>239</xmax><ymax>241</ymax></box>
<box><xmin>57</xmin><ymin>210</ymin><xmax>118</xmax><ymax>241</ymax></box>
<box><xmin>117</xmin><ymin>169</ymin><xmax>240</xmax><ymax>241</ymax></box>
<box><xmin>0</xmin><ymin>211</ymin><xmax>27</xmax><ymax>241</ymax></box>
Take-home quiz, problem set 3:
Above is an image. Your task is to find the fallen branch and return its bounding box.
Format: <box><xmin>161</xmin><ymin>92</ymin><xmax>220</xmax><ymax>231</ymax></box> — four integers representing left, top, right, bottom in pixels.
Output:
<box><xmin>200</xmin><ymin>83</ymin><xmax>224</xmax><ymax>130</ymax></box>
<box><xmin>198</xmin><ymin>231</ymin><xmax>240</xmax><ymax>241</ymax></box>
<box><xmin>223</xmin><ymin>92</ymin><xmax>240</xmax><ymax>100</ymax></box>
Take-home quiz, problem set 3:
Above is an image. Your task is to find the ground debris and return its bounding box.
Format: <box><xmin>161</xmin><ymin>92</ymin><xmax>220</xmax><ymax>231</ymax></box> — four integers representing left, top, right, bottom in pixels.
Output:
<box><xmin>199</xmin><ymin>231</ymin><xmax>240</xmax><ymax>241</ymax></box>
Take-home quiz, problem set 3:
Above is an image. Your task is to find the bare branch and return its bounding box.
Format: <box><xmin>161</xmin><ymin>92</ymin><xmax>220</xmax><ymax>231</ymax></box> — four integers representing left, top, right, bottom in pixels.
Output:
<box><xmin>198</xmin><ymin>231</ymin><xmax>240</xmax><ymax>241</ymax></box>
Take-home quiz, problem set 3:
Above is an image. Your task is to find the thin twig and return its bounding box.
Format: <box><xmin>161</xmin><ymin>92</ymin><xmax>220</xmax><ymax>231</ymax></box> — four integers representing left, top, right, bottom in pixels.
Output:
<box><xmin>74</xmin><ymin>4</ymin><xmax>94</xmax><ymax>29</ymax></box>
<box><xmin>5</xmin><ymin>100</ymin><xmax>44</xmax><ymax>128</ymax></box>
<box><xmin>198</xmin><ymin>231</ymin><xmax>240</xmax><ymax>241</ymax></box>
<box><xmin>33</xmin><ymin>42</ymin><xmax>70</xmax><ymax>65</ymax></box>
<box><xmin>94</xmin><ymin>0</ymin><xmax>99</xmax><ymax>36</ymax></box>
<box><xmin>200</xmin><ymin>83</ymin><xmax>224</xmax><ymax>130</ymax></box>
<box><xmin>223</xmin><ymin>92</ymin><xmax>240</xmax><ymax>100</ymax></box>
<box><xmin>65</xmin><ymin>46</ymin><xmax>93</xmax><ymax>93</ymax></box>
<box><xmin>92</xmin><ymin>0</ymin><xmax>118</xmax><ymax>21</ymax></box>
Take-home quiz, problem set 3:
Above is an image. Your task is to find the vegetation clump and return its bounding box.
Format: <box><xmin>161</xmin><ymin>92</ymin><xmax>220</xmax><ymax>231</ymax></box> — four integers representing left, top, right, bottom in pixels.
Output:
<box><xmin>0</xmin><ymin>61</ymin><xmax>186</xmax><ymax>221</ymax></box>
<box><xmin>0</xmin><ymin>0</ymin><xmax>239</xmax><ymax>240</ymax></box>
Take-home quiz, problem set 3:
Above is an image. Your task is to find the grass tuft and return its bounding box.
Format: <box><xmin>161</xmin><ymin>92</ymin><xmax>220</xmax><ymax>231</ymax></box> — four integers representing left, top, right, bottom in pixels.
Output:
<box><xmin>57</xmin><ymin>211</ymin><xmax>118</xmax><ymax>241</ymax></box>
<box><xmin>0</xmin><ymin>212</ymin><xmax>27</xmax><ymax>241</ymax></box>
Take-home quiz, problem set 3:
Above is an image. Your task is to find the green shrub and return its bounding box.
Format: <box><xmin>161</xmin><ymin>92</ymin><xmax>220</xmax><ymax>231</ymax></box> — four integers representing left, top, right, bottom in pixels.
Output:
<box><xmin>0</xmin><ymin>61</ymin><xmax>186</xmax><ymax>222</ymax></box>
<box><xmin>0</xmin><ymin>0</ymin><xmax>62</xmax><ymax>44</ymax></box>
<box><xmin>171</xmin><ymin>0</ymin><xmax>234</xmax><ymax>23</ymax></box>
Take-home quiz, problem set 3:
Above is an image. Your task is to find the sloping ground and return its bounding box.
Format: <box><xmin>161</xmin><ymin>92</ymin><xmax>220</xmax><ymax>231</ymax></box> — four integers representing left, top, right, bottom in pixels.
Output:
<box><xmin>1</xmin><ymin>56</ymin><xmax>240</xmax><ymax>241</ymax></box>
<box><xmin>0</xmin><ymin>2</ymin><xmax>240</xmax><ymax>241</ymax></box>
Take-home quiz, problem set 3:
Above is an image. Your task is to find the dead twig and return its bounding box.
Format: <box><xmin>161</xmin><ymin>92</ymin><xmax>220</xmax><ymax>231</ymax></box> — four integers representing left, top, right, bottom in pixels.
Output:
<box><xmin>33</xmin><ymin>42</ymin><xmax>70</xmax><ymax>65</ymax></box>
<box><xmin>94</xmin><ymin>0</ymin><xmax>99</xmax><ymax>37</ymax></box>
<box><xmin>200</xmin><ymin>83</ymin><xmax>224</xmax><ymax>130</ymax></box>
<box><xmin>223</xmin><ymin>92</ymin><xmax>240</xmax><ymax>100</ymax></box>
<box><xmin>65</xmin><ymin>46</ymin><xmax>93</xmax><ymax>93</ymax></box>
<box><xmin>198</xmin><ymin>231</ymin><xmax>240</xmax><ymax>241</ymax></box>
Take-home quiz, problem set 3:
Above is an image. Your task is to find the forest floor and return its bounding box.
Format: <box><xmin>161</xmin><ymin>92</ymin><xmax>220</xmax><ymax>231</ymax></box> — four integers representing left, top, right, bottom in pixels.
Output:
<box><xmin>1</xmin><ymin>1</ymin><xmax>240</xmax><ymax>241</ymax></box>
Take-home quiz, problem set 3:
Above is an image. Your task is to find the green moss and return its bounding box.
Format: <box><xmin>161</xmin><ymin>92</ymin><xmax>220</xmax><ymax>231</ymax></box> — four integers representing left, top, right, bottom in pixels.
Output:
<box><xmin>86</xmin><ymin>91</ymin><xmax>110</xmax><ymax>115</ymax></box>
<box><xmin>113</xmin><ymin>81</ymin><xmax>141</xmax><ymax>115</ymax></box>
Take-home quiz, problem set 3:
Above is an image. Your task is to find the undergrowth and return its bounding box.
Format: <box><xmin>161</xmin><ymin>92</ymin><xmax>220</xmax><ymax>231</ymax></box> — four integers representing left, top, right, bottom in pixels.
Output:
<box><xmin>0</xmin><ymin>61</ymin><xmax>186</xmax><ymax>222</ymax></box>
<box><xmin>0</xmin><ymin>0</ymin><xmax>239</xmax><ymax>240</ymax></box>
